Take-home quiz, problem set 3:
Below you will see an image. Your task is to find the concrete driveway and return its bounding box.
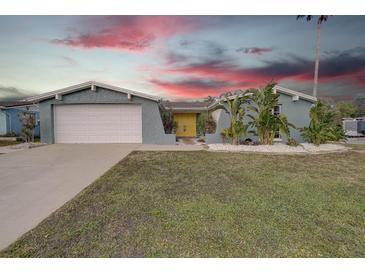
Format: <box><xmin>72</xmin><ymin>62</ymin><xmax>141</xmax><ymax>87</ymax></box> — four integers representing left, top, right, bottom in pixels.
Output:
<box><xmin>0</xmin><ymin>144</ymin><xmax>138</xmax><ymax>250</ymax></box>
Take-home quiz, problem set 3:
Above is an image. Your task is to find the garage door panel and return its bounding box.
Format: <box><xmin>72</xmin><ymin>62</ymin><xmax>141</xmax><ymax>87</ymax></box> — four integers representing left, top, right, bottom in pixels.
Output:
<box><xmin>54</xmin><ymin>104</ymin><xmax>142</xmax><ymax>143</ymax></box>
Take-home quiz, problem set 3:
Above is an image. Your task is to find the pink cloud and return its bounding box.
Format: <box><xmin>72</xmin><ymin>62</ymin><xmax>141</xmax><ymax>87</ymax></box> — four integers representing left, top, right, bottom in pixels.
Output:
<box><xmin>50</xmin><ymin>16</ymin><xmax>199</xmax><ymax>52</ymax></box>
<box><xmin>150</xmin><ymin>78</ymin><xmax>239</xmax><ymax>98</ymax></box>
<box><xmin>162</xmin><ymin>61</ymin><xmax>290</xmax><ymax>85</ymax></box>
<box><xmin>161</xmin><ymin>47</ymin><xmax>365</xmax><ymax>88</ymax></box>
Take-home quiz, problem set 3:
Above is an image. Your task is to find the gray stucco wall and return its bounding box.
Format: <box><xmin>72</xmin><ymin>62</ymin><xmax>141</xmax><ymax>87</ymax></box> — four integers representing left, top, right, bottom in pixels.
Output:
<box><xmin>0</xmin><ymin>111</ymin><xmax>6</xmax><ymax>135</ymax></box>
<box><xmin>206</xmin><ymin>93</ymin><xmax>313</xmax><ymax>144</ymax></box>
<box><xmin>206</xmin><ymin>109</ymin><xmax>230</xmax><ymax>143</ymax></box>
<box><xmin>277</xmin><ymin>93</ymin><xmax>313</xmax><ymax>142</ymax></box>
<box><xmin>39</xmin><ymin>86</ymin><xmax>175</xmax><ymax>144</ymax></box>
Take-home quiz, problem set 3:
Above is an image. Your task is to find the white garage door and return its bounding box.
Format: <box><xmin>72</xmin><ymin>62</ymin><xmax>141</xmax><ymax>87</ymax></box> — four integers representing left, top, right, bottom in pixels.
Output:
<box><xmin>54</xmin><ymin>104</ymin><xmax>142</xmax><ymax>143</ymax></box>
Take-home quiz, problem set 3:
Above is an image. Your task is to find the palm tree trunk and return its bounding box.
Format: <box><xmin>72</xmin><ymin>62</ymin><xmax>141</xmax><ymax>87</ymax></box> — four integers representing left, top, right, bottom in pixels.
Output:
<box><xmin>313</xmin><ymin>22</ymin><xmax>321</xmax><ymax>98</ymax></box>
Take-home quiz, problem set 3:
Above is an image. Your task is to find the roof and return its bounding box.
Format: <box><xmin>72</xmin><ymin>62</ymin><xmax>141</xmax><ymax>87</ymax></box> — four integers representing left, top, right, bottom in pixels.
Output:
<box><xmin>163</xmin><ymin>85</ymin><xmax>316</xmax><ymax>111</ymax></box>
<box><xmin>163</xmin><ymin>101</ymin><xmax>214</xmax><ymax>111</ymax></box>
<box><xmin>274</xmin><ymin>85</ymin><xmax>317</xmax><ymax>102</ymax></box>
<box><xmin>0</xmin><ymin>101</ymin><xmax>38</xmax><ymax>108</ymax></box>
<box><xmin>24</xmin><ymin>81</ymin><xmax>161</xmax><ymax>103</ymax></box>
<box><xmin>21</xmin><ymin>82</ymin><xmax>316</xmax><ymax>108</ymax></box>
<box><xmin>220</xmin><ymin>85</ymin><xmax>317</xmax><ymax>103</ymax></box>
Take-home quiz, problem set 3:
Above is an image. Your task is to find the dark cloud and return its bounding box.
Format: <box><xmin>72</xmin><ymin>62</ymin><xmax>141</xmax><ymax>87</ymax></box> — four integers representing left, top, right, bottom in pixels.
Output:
<box><xmin>165</xmin><ymin>47</ymin><xmax>365</xmax><ymax>85</ymax></box>
<box><xmin>56</xmin><ymin>56</ymin><xmax>79</xmax><ymax>67</ymax></box>
<box><xmin>154</xmin><ymin>47</ymin><xmax>365</xmax><ymax>98</ymax></box>
<box><xmin>177</xmin><ymin>39</ymin><xmax>227</xmax><ymax>56</ymax></box>
<box><xmin>199</xmin><ymin>40</ymin><xmax>226</xmax><ymax>56</ymax></box>
<box><xmin>165</xmin><ymin>51</ymin><xmax>188</xmax><ymax>65</ymax></box>
<box><xmin>319</xmin><ymin>47</ymin><xmax>365</xmax><ymax>80</ymax></box>
<box><xmin>236</xmin><ymin>47</ymin><xmax>273</xmax><ymax>55</ymax></box>
<box><xmin>0</xmin><ymin>85</ymin><xmax>35</xmax><ymax>101</ymax></box>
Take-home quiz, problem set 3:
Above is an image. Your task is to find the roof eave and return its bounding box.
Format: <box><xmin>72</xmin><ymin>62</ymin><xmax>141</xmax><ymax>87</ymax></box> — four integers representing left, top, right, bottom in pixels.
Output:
<box><xmin>24</xmin><ymin>81</ymin><xmax>161</xmax><ymax>103</ymax></box>
<box><xmin>274</xmin><ymin>85</ymin><xmax>317</xmax><ymax>103</ymax></box>
<box><xmin>218</xmin><ymin>86</ymin><xmax>317</xmax><ymax>103</ymax></box>
<box><xmin>167</xmin><ymin>107</ymin><xmax>209</xmax><ymax>112</ymax></box>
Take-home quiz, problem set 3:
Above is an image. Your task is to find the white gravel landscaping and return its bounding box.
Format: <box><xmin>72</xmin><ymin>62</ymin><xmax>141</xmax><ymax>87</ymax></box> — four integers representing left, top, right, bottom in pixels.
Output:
<box><xmin>208</xmin><ymin>142</ymin><xmax>348</xmax><ymax>154</ymax></box>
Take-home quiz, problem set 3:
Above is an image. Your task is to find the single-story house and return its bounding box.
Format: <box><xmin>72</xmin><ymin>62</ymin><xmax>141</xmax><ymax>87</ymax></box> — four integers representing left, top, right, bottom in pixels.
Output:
<box><xmin>24</xmin><ymin>81</ymin><xmax>175</xmax><ymax>144</ymax></box>
<box><xmin>0</xmin><ymin>102</ymin><xmax>40</xmax><ymax>137</ymax></box>
<box><xmin>23</xmin><ymin>81</ymin><xmax>316</xmax><ymax>144</ymax></box>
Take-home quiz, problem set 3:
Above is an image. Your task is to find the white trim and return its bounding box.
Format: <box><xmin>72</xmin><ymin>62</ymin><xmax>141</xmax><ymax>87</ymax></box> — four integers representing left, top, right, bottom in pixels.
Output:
<box><xmin>219</xmin><ymin>85</ymin><xmax>317</xmax><ymax>103</ymax></box>
<box><xmin>166</xmin><ymin>107</ymin><xmax>210</xmax><ymax>111</ymax></box>
<box><xmin>275</xmin><ymin>85</ymin><xmax>317</xmax><ymax>102</ymax></box>
<box><xmin>24</xmin><ymin>81</ymin><xmax>161</xmax><ymax>102</ymax></box>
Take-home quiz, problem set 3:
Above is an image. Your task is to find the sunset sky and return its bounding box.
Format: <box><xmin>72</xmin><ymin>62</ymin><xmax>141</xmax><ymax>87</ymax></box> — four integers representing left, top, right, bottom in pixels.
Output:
<box><xmin>0</xmin><ymin>15</ymin><xmax>365</xmax><ymax>101</ymax></box>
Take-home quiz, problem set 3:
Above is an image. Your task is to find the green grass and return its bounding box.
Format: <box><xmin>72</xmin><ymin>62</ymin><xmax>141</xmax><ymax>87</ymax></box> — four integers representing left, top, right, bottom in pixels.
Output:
<box><xmin>346</xmin><ymin>143</ymin><xmax>365</xmax><ymax>151</ymax></box>
<box><xmin>0</xmin><ymin>140</ymin><xmax>20</xmax><ymax>147</ymax></box>
<box><xmin>1</xmin><ymin>150</ymin><xmax>365</xmax><ymax>257</ymax></box>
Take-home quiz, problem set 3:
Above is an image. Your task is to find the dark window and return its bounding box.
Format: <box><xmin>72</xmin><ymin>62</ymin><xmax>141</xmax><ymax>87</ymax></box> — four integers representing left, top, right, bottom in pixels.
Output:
<box><xmin>272</xmin><ymin>105</ymin><xmax>282</xmax><ymax>139</ymax></box>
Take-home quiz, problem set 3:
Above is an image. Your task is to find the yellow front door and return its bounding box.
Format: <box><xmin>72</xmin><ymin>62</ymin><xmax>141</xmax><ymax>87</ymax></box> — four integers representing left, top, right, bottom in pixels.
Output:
<box><xmin>174</xmin><ymin>113</ymin><xmax>197</xmax><ymax>137</ymax></box>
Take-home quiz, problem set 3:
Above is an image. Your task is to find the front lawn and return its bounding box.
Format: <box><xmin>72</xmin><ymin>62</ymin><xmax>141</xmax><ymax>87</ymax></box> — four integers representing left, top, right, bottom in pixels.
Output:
<box><xmin>346</xmin><ymin>143</ymin><xmax>365</xmax><ymax>151</ymax></box>
<box><xmin>1</xmin><ymin>150</ymin><xmax>365</xmax><ymax>257</ymax></box>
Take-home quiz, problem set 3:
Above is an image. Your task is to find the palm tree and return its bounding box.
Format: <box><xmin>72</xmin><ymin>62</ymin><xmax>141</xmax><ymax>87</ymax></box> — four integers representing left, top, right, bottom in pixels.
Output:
<box><xmin>247</xmin><ymin>82</ymin><xmax>295</xmax><ymax>145</ymax></box>
<box><xmin>297</xmin><ymin>15</ymin><xmax>329</xmax><ymax>98</ymax></box>
<box><xmin>300</xmin><ymin>100</ymin><xmax>345</xmax><ymax>145</ymax></box>
<box><xmin>215</xmin><ymin>91</ymin><xmax>251</xmax><ymax>145</ymax></box>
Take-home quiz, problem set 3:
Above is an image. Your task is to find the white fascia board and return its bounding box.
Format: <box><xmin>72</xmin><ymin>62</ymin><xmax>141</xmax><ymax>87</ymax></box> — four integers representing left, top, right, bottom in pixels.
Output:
<box><xmin>94</xmin><ymin>81</ymin><xmax>161</xmax><ymax>102</ymax></box>
<box><xmin>218</xmin><ymin>86</ymin><xmax>316</xmax><ymax>103</ymax></box>
<box><xmin>169</xmin><ymin>107</ymin><xmax>209</xmax><ymax>111</ymax></box>
<box><xmin>275</xmin><ymin>85</ymin><xmax>317</xmax><ymax>102</ymax></box>
<box><xmin>24</xmin><ymin>81</ymin><xmax>161</xmax><ymax>103</ymax></box>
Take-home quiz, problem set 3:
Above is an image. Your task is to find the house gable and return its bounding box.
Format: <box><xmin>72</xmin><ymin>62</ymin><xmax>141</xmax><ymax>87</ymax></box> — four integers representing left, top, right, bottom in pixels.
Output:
<box><xmin>25</xmin><ymin>81</ymin><xmax>160</xmax><ymax>103</ymax></box>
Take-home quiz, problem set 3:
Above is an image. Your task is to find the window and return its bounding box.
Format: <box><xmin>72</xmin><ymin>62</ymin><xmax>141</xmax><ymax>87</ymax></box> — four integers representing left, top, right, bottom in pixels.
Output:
<box><xmin>272</xmin><ymin>105</ymin><xmax>282</xmax><ymax>139</ymax></box>
<box><xmin>272</xmin><ymin>105</ymin><xmax>281</xmax><ymax>116</ymax></box>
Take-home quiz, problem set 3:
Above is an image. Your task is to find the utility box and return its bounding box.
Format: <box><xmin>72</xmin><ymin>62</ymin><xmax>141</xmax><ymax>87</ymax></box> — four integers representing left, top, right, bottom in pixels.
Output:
<box><xmin>343</xmin><ymin>117</ymin><xmax>365</xmax><ymax>136</ymax></box>
<box><xmin>358</xmin><ymin>121</ymin><xmax>365</xmax><ymax>134</ymax></box>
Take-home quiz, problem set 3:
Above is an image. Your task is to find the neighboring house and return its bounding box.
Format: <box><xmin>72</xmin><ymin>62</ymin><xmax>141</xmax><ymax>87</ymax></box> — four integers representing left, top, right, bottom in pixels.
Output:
<box><xmin>23</xmin><ymin>81</ymin><xmax>316</xmax><ymax>144</ymax></box>
<box><xmin>0</xmin><ymin>102</ymin><xmax>40</xmax><ymax>137</ymax></box>
<box><xmin>24</xmin><ymin>81</ymin><xmax>175</xmax><ymax>144</ymax></box>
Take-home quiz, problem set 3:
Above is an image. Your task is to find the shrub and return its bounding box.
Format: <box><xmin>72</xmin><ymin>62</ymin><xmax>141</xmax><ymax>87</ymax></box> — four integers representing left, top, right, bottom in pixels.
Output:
<box><xmin>159</xmin><ymin>107</ymin><xmax>177</xmax><ymax>134</ymax></box>
<box><xmin>0</xmin><ymin>132</ymin><xmax>17</xmax><ymax>137</ymax></box>
<box><xmin>286</xmin><ymin>138</ymin><xmax>299</xmax><ymax>147</ymax></box>
<box><xmin>198</xmin><ymin>112</ymin><xmax>217</xmax><ymax>136</ymax></box>
<box><xmin>206</xmin><ymin>115</ymin><xmax>216</xmax><ymax>134</ymax></box>
<box><xmin>220</xmin><ymin>128</ymin><xmax>231</xmax><ymax>144</ymax></box>
<box><xmin>241</xmin><ymin>138</ymin><xmax>257</xmax><ymax>145</ymax></box>
<box><xmin>198</xmin><ymin>112</ymin><xmax>207</xmax><ymax>136</ymax></box>
<box><xmin>300</xmin><ymin>100</ymin><xmax>345</xmax><ymax>145</ymax></box>
<box><xmin>19</xmin><ymin>112</ymin><xmax>36</xmax><ymax>143</ymax></box>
